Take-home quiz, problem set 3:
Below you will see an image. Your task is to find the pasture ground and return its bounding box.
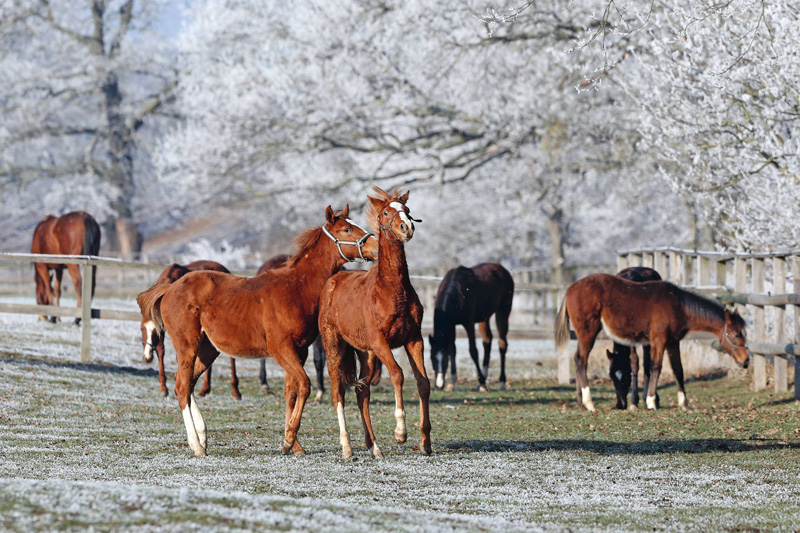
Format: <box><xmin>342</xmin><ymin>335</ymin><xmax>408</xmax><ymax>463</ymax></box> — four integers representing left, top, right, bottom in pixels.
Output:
<box><xmin>2</xmin><ymin>296</ymin><xmax>800</xmax><ymax>532</ymax></box>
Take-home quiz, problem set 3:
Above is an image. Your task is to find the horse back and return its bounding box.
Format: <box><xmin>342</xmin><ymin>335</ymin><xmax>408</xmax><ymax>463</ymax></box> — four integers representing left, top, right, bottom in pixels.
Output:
<box><xmin>470</xmin><ymin>263</ymin><xmax>514</xmax><ymax>321</ymax></box>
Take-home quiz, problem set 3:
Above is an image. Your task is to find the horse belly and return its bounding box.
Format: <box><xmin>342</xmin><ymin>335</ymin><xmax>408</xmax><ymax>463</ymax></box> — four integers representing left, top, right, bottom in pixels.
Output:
<box><xmin>601</xmin><ymin>319</ymin><xmax>650</xmax><ymax>346</ymax></box>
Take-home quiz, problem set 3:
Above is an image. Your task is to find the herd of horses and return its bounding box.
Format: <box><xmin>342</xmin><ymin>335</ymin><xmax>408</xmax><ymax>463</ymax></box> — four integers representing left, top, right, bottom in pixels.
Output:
<box><xmin>30</xmin><ymin>190</ymin><xmax>751</xmax><ymax>458</ymax></box>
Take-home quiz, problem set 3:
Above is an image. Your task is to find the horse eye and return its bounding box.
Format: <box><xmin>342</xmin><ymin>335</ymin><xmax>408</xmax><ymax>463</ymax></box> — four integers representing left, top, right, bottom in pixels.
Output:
<box><xmin>383</xmin><ymin>210</ymin><xmax>389</xmax><ymax>216</ymax></box>
<box><xmin>343</xmin><ymin>227</ymin><xmax>351</xmax><ymax>233</ymax></box>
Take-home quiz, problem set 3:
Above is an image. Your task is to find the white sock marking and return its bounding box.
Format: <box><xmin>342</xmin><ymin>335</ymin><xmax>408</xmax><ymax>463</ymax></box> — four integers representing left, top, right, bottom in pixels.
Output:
<box><xmin>435</xmin><ymin>372</ymin><xmax>444</xmax><ymax>389</ymax></box>
<box><xmin>646</xmin><ymin>395</ymin><xmax>657</xmax><ymax>410</ymax></box>
<box><xmin>677</xmin><ymin>391</ymin><xmax>687</xmax><ymax>408</ymax></box>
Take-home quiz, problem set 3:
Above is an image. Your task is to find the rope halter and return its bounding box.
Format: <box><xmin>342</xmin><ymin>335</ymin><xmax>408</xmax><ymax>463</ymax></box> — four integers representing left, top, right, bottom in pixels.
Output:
<box><xmin>322</xmin><ymin>218</ymin><xmax>376</xmax><ymax>263</ymax></box>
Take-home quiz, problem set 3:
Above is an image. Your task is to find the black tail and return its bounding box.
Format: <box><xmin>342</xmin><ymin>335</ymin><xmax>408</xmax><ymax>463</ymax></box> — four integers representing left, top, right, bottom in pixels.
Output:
<box><xmin>83</xmin><ymin>216</ymin><xmax>101</xmax><ymax>299</ymax></box>
<box><xmin>341</xmin><ymin>344</ymin><xmax>358</xmax><ymax>388</ymax></box>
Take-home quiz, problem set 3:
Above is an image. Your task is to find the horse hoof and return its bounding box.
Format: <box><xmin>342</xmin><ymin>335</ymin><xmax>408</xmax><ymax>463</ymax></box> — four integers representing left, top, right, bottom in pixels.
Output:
<box><xmin>444</xmin><ymin>383</ymin><xmax>454</xmax><ymax>392</ymax></box>
<box><xmin>394</xmin><ymin>432</ymin><xmax>407</xmax><ymax>444</ymax></box>
<box><xmin>159</xmin><ymin>390</ymin><xmax>169</xmax><ymax>398</ymax></box>
<box><xmin>192</xmin><ymin>448</ymin><xmax>207</xmax><ymax>457</ymax></box>
<box><xmin>477</xmin><ymin>385</ymin><xmax>488</xmax><ymax>393</ymax></box>
<box><xmin>280</xmin><ymin>441</ymin><xmax>293</xmax><ymax>455</ymax></box>
<box><xmin>342</xmin><ymin>447</ymin><xmax>353</xmax><ymax>459</ymax></box>
<box><xmin>197</xmin><ymin>390</ymin><xmax>209</xmax><ymax>398</ymax></box>
<box><xmin>498</xmin><ymin>382</ymin><xmax>507</xmax><ymax>391</ymax></box>
<box><xmin>627</xmin><ymin>404</ymin><xmax>638</xmax><ymax>412</ymax></box>
<box><xmin>420</xmin><ymin>444</ymin><xmax>432</xmax><ymax>456</ymax></box>
<box><xmin>233</xmin><ymin>393</ymin><xmax>242</xmax><ymax>401</ymax></box>
<box><xmin>314</xmin><ymin>390</ymin><xmax>323</xmax><ymax>402</ymax></box>
<box><xmin>260</xmin><ymin>383</ymin><xmax>270</xmax><ymax>392</ymax></box>
<box><xmin>372</xmin><ymin>445</ymin><xmax>384</xmax><ymax>459</ymax></box>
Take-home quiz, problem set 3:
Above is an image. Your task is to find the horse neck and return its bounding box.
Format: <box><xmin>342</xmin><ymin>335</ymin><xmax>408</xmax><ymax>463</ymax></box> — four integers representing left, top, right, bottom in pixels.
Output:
<box><xmin>376</xmin><ymin>233</ymin><xmax>410</xmax><ymax>288</ymax></box>
<box><xmin>681</xmin><ymin>293</ymin><xmax>725</xmax><ymax>337</ymax></box>
<box><xmin>432</xmin><ymin>307</ymin><xmax>456</xmax><ymax>343</ymax></box>
<box><xmin>289</xmin><ymin>236</ymin><xmax>344</xmax><ymax>302</ymax></box>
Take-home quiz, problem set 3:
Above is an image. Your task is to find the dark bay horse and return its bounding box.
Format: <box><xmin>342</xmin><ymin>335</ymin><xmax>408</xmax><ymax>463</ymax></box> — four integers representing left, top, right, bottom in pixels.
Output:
<box><xmin>137</xmin><ymin>205</ymin><xmax>378</xmax><ymax>457</ymax></box>
<box><xmin>31</xmin><ymin>211</ymin><xmax>101</xmax><ymax>323</ymax></box>
<box><xmin>429</xmin><ymin>263</ymin><xmax>514</xmax><ymax>392</ymax></box>
<box><xmin>140</xmin><ymin>261</ymin><xmax>243</xmax><ymax>399</ymax></box>
<box><xmin>319</xmin><ymin>187</ymin><xmax>431</xmax><ymax>458</ymax></box>
<box><xmin>607</xmin><ymin>266</ymin><xmax>662</xmax><ymax>410</ymax></box>
<box><xmin>555</xmin><ymin>273</ymin><xmax>750</xmax><ymax>412</ymax></box>
<box><xmin>255</xmin><ymin>254</ymin><xmax>335</xmax><ymax>401</ymax></box>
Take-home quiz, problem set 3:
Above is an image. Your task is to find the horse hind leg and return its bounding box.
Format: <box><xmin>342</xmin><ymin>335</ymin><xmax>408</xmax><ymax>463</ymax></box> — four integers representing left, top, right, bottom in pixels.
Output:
<box><xmin>495</xmin><ymin>309</ymin><xmax>510</xmax><ymax>391</ymax></box>
<box><xmin>259</xmin><ymin>359</ymin><xmax>269</xmax><ymax>392</ymax></box>
<box><xmin>313</xmin><ymin>335</ymin><xmax>326</xmax><ymax>402</ymax></box>
<box><xmin>230</xmin><ymin>357</ymin><xmax>242</xmax><ymax>400</ymax></box>
<box><xmin>174</xmin><ymin>333</ymin><xmax>218</xmax><ymax>456</ymax></box>
<box><xmin>574</xmin><ymin>336</ymin><xmax>597</xmax><ymax>413</ymax></box>
<box><xmin>478</xmin><ymin>321</ymin><xmax>493</xmax><ymax>388</ymax></box>
<box><xmin>197</xmin><ymin>364</ymin><xmax>212</xmax><ymax>397</ymax></box>
<box><xmin>356</xmin><ymin>350</ymin><xmax>382</xmax><ymax>458</ymax></box>
<box><xmin>66</xmin><ymin>264</ymin><xmax>82</xmax><ymax>324</ymax></box>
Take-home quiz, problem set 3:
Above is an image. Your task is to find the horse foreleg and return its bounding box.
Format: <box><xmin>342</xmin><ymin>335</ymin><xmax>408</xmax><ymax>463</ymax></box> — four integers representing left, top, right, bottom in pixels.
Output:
<box><xmin>324</xmin><ymin>336</ymin><xmax>352</xmax><ymax>458</ymax></box>
<box><xmin>66</xmin><ymin>264</ymin><xmax>81</xmax><ymax>324</ymax></box>
<box><xmin>666</xmin><ymin>342</ymin><xmax>688</xmax><ymax>410</ymax></box>
<box><xmin>374</xmin><ymin>343</ymin><xmax>407</xmax><ymax>443</ymax></box>
<box><xmin>259</xmin><ymin>359</ymin><xmax>269</xmax><ymax>392</ymax></box>
<box><xmin>645</xmin><ymin>339</ymin><xmax>666</xmax><ymax>410</ymax></box>
<box><xmin>405</xmin><ymin>339</ymin><xmax>432</xmax><ymax>456</ymax></box>
<box><xmin>277</xmin><ymin>347</ymin><xmax>310</xmax><ymax>456</ymax></box>
<box><xmin>157</xmin><ymin>340</ymin><xmax>168</xmax><ymax>398</ymax></box>
<box><xmin>478</xmin><ymin>321</ymin><xmax>493</xmax><ymax>387</ymax></box>
<box><xmin>465</xmin><ymin>324</ymin><xmax>486</xmax><ymax>391</ymax></box>
<box><xmin>230</xmin><ymin>357</ymin><xmax>242</xmax><ymax>400</ymax></box>
<box><xmin>356</xmin><ymin>350</ymin><xmax>382</xmax><ymax>458</ymax></box>
<box><xmin>53</xmin><ymin>268</ymin><xmax>63</xmax><ymax>309</ymax></box>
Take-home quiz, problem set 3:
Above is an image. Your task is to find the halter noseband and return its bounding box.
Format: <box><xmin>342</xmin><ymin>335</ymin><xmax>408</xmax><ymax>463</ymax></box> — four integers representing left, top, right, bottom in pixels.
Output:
<box><xmin>720</xmin><ymin>321</ymin><xmax>740</xmax><ymax>354</ymax></box>
<box><xmin>379</xmin><ymin>208</ymin><xmax>422</xmax><ymax>244</ymax></box>
<box><xmin>322</xmin><ymin>219</ymin><xmax>376</xmax><ymax>263</ymax></box>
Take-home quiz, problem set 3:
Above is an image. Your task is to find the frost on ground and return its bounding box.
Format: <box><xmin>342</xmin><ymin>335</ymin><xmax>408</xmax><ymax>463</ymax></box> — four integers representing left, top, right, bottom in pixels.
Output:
<box><xmin>2</xmin><ymin>296</ymin><xmax>800</xmax><ymax>531</ymax></box>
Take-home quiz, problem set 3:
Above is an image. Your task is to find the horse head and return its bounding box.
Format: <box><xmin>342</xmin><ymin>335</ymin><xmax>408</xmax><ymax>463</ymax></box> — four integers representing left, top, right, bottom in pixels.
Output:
<box><xmin>323</xmin><ymin>204</ymin><xmax>378</xmax><ymax>262</ymax></box>
<box><xmin>606</xmin><ymin>348</ymin><xmax>632</xmax><ymax>408</ymax></box>
<box><xmin>722</xmin><ymin>309</ymin><xmax>750</xmax><ymax>368</ymax></box>
<box><xmin>366</xmin><ymin>187</ymin><xmax>420</xmax><ymax>244</ymax></box>
<box><xmin>429</xmin><ymin>333</ymin><xmax>455</xmax><ymax>389</ymax></box>
<box><xmin>140</xmin><ymin>318</ymin><xmax>162</xmax><ymax>363</ymax></box>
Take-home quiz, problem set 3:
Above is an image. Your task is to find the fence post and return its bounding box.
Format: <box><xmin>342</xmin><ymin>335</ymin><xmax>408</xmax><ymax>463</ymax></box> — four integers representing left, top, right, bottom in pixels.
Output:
<box><xmin>655</xmin><ymin>251</ymin><xmax>668</xmax><ymax>278</ymax></box>
<box><xmin>773</xmin><ymin>256</ymin><xmax>787</xmax><ymax>393</ymax></box>
<box><xmin>794</xmin><ymin>256</ymin><xmax>800</xmax><ymax>400</ymax></box>
<box><xmin>716</xmin><ymin>258</ymin><xmax>728</xmax><ymax>287</ymax></box>
<box><xmin>80</xmin><ymin>261</ymin><xmax>93</xmax><ymax>363</ymax></box>
<box><xmin>752</xmin><ymin>258</ymin><xmax>766</xmax><ymax>391</ymax></box>
<box><xmin>697</xmin><ymin>255</ymin><xmax>710</xmax><ymax>287</ymax></box>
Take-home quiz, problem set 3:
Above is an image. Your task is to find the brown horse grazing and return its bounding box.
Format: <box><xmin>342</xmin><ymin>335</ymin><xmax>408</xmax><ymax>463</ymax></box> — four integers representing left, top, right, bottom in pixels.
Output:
<box><xmin>606</xmin><ymin>266</ymin><xmax>662</xmax><ymax>410</ymax></box>
<box><xmin>555</xmin><ymin>273</ymin><xmax>750</xmax><ymax>413</ymax></box>
<box><xmin>319</xmin><ymin>187</ymin><xmax>431</xmax><ymax>459</ymax></box>
<box><xmin>428</xmin><ymin>263</ymin><xmax>514</xmax><ymax>392</ymax></box>
<box><xmin>137</xmin><ymin>205</ymin><xmax>377</xmax><ymax>457</ymax></box>
<box><xmin>31</xmin><ymin>211</ymin><xmax>101</xmax><ymax>324</ymax></box>
<box><xmin>140</xmin><ymin>260</ymin><xmax>243</xmax><ymax>399</ymax></box>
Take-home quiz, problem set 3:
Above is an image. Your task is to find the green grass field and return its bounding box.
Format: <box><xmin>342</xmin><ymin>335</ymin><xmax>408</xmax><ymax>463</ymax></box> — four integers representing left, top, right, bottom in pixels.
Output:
<box><xmin>1</xmin><ymin>304</ymin><xmax>800</xmax><ymax>531</ymax></box>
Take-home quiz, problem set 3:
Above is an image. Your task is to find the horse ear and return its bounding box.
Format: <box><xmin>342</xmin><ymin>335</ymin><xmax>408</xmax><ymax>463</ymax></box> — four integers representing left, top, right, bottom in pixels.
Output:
<box><xmin>325</xmin><ymin>205</ymin><xmax>335</xmax><ymax>224</ymax></box>
<box><xmin>606</xmin><ymin>349</ymin><xmax>614</xmax><ymax>360</ymax></box>
<box><xmin>399</xmin><ymin>190</ymin><xmax>409</xmax><ymax>204</ymax></box>
<box><xmin>342</xmin><ymin>204</ymin><xmax>350</xmax><ymax>218</ymax></box>
<box><xmin>368</xmin><ymin>194</ymin><xmax>383</xmax><ymax>209</ymax></box>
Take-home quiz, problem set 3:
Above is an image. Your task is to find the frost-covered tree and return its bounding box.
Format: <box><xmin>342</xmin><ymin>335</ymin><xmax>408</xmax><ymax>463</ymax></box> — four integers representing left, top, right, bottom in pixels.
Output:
<box><xmin>0</xmin><ymin>0</ymin><xmax>179</xmax><ymax>256</ymax></box>
<box><xmin>158</xmin><ymin>0</ymin><xmax>687</xmax><ymax>270</ymax></box>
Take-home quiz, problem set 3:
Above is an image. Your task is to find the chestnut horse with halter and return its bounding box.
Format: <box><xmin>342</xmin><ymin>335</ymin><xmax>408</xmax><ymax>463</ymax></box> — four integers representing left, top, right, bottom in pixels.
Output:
<box><xmin>555</xmin><ymin>273</ymin><xmax>750</xmax><ymax>412</ymax></box>
<box><xmin>137</xmin><ymin>206</ymin><xmax>377</xmax><ymax>457</ymax></box>
<box><xmin>319</xmin><ymin>187</ymin><xmax>431</xmax><ymax>459</ymax></box>
<box><xmin>606</xmin><ymin>266</ymin><xmax>662</xmax><ymax>410</ymax></box>
<box><xmin>31</xmin><ymin>211</ymin><xmax>101</xmax><ymax>324</ymax></box>
<box><xmin>140</xmin><ymin>261</ymin><xmax>243</xmax><ymax>399</ymax></box>
<box><xmin>429</xmin><ymin>263</ymin><xmax>514</xmax><ymax>392</ymax></box>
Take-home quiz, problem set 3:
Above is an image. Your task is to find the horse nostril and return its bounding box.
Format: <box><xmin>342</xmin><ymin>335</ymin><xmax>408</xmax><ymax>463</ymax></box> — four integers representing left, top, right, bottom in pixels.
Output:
<box><xmin>400</xmin><ymin>223</ymin><xmax>407</xmax><ymax>232</ymax></box>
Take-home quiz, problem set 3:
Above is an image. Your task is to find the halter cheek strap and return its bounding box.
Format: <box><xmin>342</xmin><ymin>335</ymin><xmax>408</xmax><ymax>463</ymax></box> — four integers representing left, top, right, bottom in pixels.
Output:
<box><xmin>379</xmin><ymin>209</ymin><xmax>422</xmax><ymax>244</ymax></box>
<box><xmin>322</xmin><ymin>219</ymin><xmax>376</xmax><ymax>263</ymax></box>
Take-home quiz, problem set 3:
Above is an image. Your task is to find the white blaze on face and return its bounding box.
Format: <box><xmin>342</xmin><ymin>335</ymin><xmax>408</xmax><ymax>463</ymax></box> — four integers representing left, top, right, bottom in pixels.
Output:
<box><xmin>614</xmin><ymin>370</ymin><xmax>624</xmax><ymax>382</ymax></box>
<box><xmin>389</xmin><ymin>202</ymin><xmax>412</xmax><ymax>227</ymax></box>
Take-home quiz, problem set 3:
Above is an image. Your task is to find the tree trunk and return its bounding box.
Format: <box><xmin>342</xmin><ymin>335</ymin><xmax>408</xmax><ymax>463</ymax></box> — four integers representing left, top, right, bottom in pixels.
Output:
<box><xmin>546</xmin><ymin>207</ymin><xmax>566</xmax><ymax>285</ymax></box>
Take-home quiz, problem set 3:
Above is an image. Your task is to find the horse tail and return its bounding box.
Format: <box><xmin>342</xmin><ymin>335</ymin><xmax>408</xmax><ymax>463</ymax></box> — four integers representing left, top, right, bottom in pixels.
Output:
<box><xmin>137</xmin><ymin>283</ymin><xmax>170</xmax><ymax>334</ymax></box>
<box><xmin>83</xmin><ymin>215</ymin><xmax>101</xmax><ymax>299</ymax></box>
<box><xmin>554</xmin><ymin>293</ymin><xmax>571</xmax><ymax>353</ymax></box>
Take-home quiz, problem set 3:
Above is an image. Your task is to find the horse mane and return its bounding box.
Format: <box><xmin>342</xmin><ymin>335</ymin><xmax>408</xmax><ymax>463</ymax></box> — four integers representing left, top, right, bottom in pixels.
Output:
<box><xmin>676</xmin><ymin>285</ymin><xmax>726</xmax><ymax>324</ymax></box>
<box><xmin>364</xmin><ymin>186</ymin><xmax>406</xmax><ymax>234</ymax></box>
<box><xmin>285</xmin><ymin>227</ymin><xmax>324</xmax><ymax>269</ymax></box>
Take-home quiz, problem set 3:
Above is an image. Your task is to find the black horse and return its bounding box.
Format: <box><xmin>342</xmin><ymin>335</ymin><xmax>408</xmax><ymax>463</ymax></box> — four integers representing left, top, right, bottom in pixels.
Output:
<box><xmin>606</xmin><ymin>266</ymin><xmax>662</xmax><ymax>409</ymax></box>
<box><xmin>429</xmin><ymin>263</ymin><xmax>514</xmax><ymax>391</ymax></box>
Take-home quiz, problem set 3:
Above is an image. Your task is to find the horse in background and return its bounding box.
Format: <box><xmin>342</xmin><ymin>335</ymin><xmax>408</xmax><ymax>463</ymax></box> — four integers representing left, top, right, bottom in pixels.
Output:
<box><xmin>140</xmin><ymin>261</ymin><xmax>242</xmax><ymax>399</ymax></box>
<box><xmin>31</xmin><ymin>211</ymin><xmax>101</xmax><ymax>324</ymax></box>
<box><xmin>319</xmin><ymin>187</ymin><xmax>431</xmax><ymax>459</ymax></box>
<box><xmin>429</xmin><ymin>263</ymin><xmax>514</xmax><ymax>392</ymax></box>
<box><xmin>606</xmin><ymin>266</ymin><xmax>662</xmax><ymax>410</ymax></box>
<box><xmin>555</xmin><ymin>273</ymin><xmax>750</xmax><ymax>412</ymax></box>
<box><xmin>137</xmin><ymin>205</ymin><xmax>378</xmax><ymax>457</ymax></box>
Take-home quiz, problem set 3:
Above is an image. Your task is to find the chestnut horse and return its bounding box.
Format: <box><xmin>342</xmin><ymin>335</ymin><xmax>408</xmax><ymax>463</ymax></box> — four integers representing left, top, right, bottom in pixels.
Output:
<box><xmin>606</xmin><ymin>266</ymin><xmax>662</xmax><ymax>410</ymax></box>
<box><xmin>555</xmin><ymin>273</ymin><xmax>750</xmax><ymax>412</ymax></box>
<box><xmin>428</xmin><ymin>263</ymin><xmax>514</xmax><ymax>392</ymax></box>
<box><xmin>140</xmin><ymin>260</ymin><xmax>243</xmax><ymax>399</ymax></box>
<box><xmin>319</xmin><ymin>187</ymin><xmax>431</xmax><ymax>458</ymax></box>
<box><xmin>137</xmin><ymin>206</ymin><xmax>377</xmax><ymax>457</ymax></box>
<box><xmin>31</xmin><ymin>211</ymin><xmax>101</xmax><ymax>324</ymax></box>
